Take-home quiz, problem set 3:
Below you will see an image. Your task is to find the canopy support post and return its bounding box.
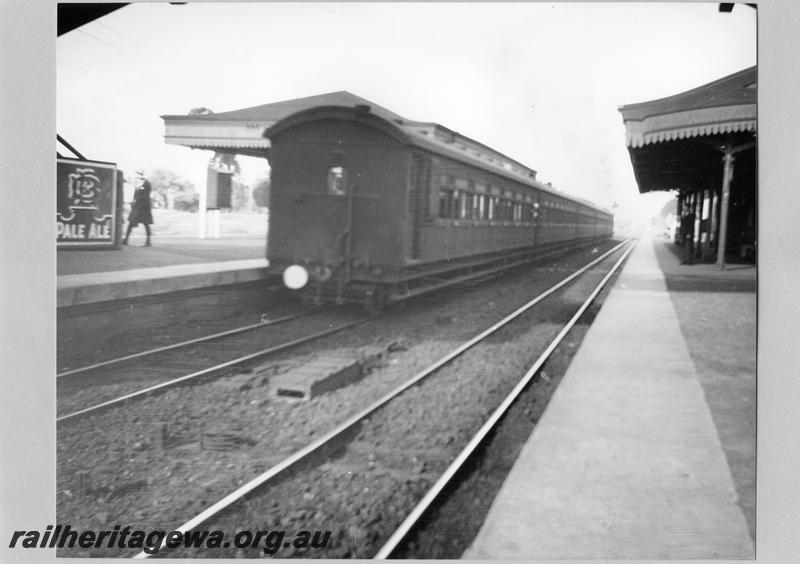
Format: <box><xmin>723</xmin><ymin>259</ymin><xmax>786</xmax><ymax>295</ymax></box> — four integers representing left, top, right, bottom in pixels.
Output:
<box><xmin>198</xmin><ymin>171</ymin><xmax>208</xmax><ymax>239</ymax></box>
<box><xmin>716</xmin><ymin>148</ymin><xmax>735</xmax><ymax>270</ymax></box>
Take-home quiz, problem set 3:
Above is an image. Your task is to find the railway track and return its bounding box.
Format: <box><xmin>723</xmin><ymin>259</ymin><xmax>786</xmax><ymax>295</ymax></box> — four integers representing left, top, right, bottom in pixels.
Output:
<box><xmin>57</xmin><ymin>310</ymin><xmax>313</xmax><ymax>378</ymax></box>
<box><xmin>57</xmin><ymin>308</ymin><xmax>374</xmax><ymax>423</ymax></box>
<box><xmin>56</xmin><ymin>280</ymin><xmax>289</xmax><ymax>373</ymax></box>
<box><xmin>127</xmin><ymin>238</ymin><xmax>635</xmax><ymax>559</ymax></box>
<box><xmin>376</xmin><ymin>239</ymin><xmax>636</xmax><ymax>557</ymax></box>
<box><xmin>57</xmin><ymin>242</ymin><xmax>607</xmax><ymax>423</ymax></box>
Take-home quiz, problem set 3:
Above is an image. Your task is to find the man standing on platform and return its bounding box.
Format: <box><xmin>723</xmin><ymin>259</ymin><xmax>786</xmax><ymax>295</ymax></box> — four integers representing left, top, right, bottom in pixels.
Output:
<box><xmin>123</xmin><ymin>169</ymin><xmax>154</xmax><ymax>246</ymax></box>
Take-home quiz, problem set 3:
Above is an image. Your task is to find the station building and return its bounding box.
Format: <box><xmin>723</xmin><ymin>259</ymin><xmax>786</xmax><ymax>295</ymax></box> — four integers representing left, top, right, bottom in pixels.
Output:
<box><xmin>618</xmin><ymin>66</ymin><xmax>756</xmax><ymax>268</ymax></box>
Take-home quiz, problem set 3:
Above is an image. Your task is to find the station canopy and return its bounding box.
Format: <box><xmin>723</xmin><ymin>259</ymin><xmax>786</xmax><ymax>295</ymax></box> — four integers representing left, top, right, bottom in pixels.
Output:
<box><xmin>161</xmin><ymin>91</ymin><xmax>415</xmax><ymax>158</ymax></box>
<box><xmin>618</xmin><ymin>66</ymin><xmax>756</xmax><ymax>194</ymax></box>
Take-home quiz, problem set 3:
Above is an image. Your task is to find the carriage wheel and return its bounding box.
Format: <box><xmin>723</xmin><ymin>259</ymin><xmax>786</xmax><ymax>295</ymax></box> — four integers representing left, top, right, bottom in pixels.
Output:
<box><xmin>364</xmin><ymin>288</ymin><xmax>386</xmax><ymax>315</ymax></box>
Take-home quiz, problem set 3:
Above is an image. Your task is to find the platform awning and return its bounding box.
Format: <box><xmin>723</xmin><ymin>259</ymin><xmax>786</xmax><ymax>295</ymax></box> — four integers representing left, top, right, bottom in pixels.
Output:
<box><xmin>618</xmin><ymin>67</ymin><xmax>756</xmax><ymax>194</ymax></box>
<box><xmin>161</xmin><ymin>91</ymin><xmax>410</xmax><ymax>158</ymax></box>
<box><xmin>623</xmin><ymin>105</ymin><xmax>755</xmax><ymax>149</ymax></box>
<box><xmin>161</xmin><ymin>119</ymin><xmax>272</xmax><ymax>157</ymax></box>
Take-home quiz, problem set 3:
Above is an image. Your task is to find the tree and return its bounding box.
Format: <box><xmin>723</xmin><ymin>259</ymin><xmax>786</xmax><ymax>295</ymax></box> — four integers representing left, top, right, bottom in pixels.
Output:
<box><xmin>209</xmin><ymin>152</ymin><xmax>240</xmax><ymax>175</ymax></box>
<box><xmin>252</xmin><ymin>176</ymin><xmax>270</xmax><ymax>208</ymax></box>
<box><xmin>657</xmin><ymin>197</ymin><xmax>677</xmax><ymax>219</ymax></box>
<box><xmin>230</xmin><ymin>179</ymin><xmax>253</xmax><ymax>211</ymax></box>
<box><xmin>173</xmin><ymin>192</ymin><xmax>199</xmax><ymax>212</ymax></box>
<box><xmin>147</xmin><ymin>169</ymin><xmax>196</xmax><ymax>210</ymax></box>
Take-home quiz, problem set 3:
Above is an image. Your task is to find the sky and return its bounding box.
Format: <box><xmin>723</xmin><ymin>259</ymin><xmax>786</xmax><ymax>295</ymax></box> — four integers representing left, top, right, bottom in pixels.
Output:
<box><xmin>56</xmin><ymin>1</ymin><xmax>757</xmax><ymax>222</ymax></box>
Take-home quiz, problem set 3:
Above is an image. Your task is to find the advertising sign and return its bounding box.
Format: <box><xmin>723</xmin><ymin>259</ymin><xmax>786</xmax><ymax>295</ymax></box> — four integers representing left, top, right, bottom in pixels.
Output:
<box><xmin>57</xmin><ymin>158</ymin><xmax>118</xmax><ymax>247</ymax></box>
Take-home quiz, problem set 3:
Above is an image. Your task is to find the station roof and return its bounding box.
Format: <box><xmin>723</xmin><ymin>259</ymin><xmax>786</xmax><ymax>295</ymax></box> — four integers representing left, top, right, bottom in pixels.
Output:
<box><xmin>164</xmin><ymin>91</ymin><xmax>409</xmax><ymax>125</ymax></box>
<box><xmin>163</xmin><ymin>91</ymin><xmax>347</xmax><ymax>156</ymax></box>
<box><xmin>618</xmin><ymin>66</ymin><xmax>756</xmax><ymax>193</ymax></box>
<box><xmin>162</xmin><ymin>91</ymin><xmax>423</xmax><ymax>157</ymax></box>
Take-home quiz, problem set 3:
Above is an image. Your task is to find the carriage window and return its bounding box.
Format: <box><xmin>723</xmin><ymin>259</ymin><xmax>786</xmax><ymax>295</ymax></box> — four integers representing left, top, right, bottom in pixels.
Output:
<box><xmin>463</xmin><ymin>193</ymin><xmax>475</xmax><ymax>219</ymax></box>
<box><xmin>453</xmin><ymin>190</ymin><xmax>464</xmax><ymax>219</ymax></box>
<box><xmin>498</xmin><ymin>199</ymin><xmax>512</xmax><ymax>221</ymax></box>
<box><xmin>439</xmin><ymin>189</ymin><xmax>454</xmax><ymax>219</ymax></box>
<box><xmin>327</xmin><ymin>166</ymin><xmax>347</xmax><ymax>195</ymax></box>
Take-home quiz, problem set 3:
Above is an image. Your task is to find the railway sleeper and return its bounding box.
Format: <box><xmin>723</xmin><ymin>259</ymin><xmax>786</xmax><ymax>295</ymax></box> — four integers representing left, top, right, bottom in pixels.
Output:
<box><xmin>270</xmin><ymin>343</ymin><xmax>392</xmax><ymax>400</ymax></box>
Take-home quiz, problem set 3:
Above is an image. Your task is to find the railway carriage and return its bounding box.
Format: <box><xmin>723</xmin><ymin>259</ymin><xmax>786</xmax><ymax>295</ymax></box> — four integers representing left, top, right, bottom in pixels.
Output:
<box><xmin>264</xmin><ymin>104</ymin><xmax>612</xmax><ymax>308</ymax></box>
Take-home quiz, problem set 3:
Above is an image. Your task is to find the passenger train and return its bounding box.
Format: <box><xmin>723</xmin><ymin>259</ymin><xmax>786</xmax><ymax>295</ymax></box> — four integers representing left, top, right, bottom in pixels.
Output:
<box><xmin>264</xmin><ymin>103</ymin><xmax>613</xmax><ymax>309</ymax></box>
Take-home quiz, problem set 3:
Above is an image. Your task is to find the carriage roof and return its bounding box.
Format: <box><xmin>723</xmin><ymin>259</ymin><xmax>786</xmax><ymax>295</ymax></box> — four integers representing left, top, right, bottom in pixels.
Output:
<box><xmin>265</xmin><ymin>104</ymin><xmax>610</xmax><ymax>215</ymax></box>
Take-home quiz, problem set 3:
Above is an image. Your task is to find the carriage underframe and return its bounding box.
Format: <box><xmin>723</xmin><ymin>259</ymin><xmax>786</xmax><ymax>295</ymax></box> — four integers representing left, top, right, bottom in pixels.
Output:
<box><xmin>290</xmin><ymin>235</ymin><xmax>604</xmax><ymax>311</ymax></box>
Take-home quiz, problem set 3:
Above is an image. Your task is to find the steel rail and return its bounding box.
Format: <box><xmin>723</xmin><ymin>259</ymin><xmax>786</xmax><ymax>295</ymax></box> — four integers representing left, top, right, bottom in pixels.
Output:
<box><xmin>57</xmin><ymin>311</ymin><xmax>315</xmax><ymax>378</ymax></box>
<box><xmin>133</xmin><ymin>238</ymin><xmax>630</xmax><ymax>559</ymax></box>
<box><xmin>57</xmin><ymin>315</ymin><xmax>374</xmax><ymax>423</ymax></box>
<box><xmin>374</xmin><ymin>238</ymin><xmax>638</xmax><ymax>559</ymax></box>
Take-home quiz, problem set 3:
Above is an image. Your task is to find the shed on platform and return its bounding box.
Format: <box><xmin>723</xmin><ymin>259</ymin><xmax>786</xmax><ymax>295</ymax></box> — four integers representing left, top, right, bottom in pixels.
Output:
<box><xmin>619</xmin><ymin>67</ymin><xmax>756</xmax><ymax>267</ymax></box>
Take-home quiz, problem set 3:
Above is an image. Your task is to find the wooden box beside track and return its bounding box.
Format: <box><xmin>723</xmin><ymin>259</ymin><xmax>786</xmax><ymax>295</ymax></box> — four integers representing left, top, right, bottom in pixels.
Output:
<box><xmin>264</xmin><ymin>104</ymin><xmax>613</xmax><ymax>303</ymax></box>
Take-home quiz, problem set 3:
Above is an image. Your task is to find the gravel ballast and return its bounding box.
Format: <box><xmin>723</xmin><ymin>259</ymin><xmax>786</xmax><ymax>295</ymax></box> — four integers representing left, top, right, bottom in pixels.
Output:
<box><xmin>56</xmin><ymin>241</ymin><xmax>625</xmax><ymax>557</ymax></box>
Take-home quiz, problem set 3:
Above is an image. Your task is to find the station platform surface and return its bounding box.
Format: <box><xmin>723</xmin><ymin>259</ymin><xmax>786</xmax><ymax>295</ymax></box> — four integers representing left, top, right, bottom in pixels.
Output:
<box><xmin>57</xmin><ymin>234</ymin><xmax>270</xmax><ymax>307</ymax></box>
<box><xmin>465</xmin><ymin>235</ymin><xmax>756</xmax><ymax>559</ymax></box>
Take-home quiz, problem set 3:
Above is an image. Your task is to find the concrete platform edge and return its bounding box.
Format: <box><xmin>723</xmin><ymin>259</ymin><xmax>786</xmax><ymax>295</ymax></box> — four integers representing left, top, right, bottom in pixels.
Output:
<box><xmin>57</xmin><ymin>259</ymin><xmax>270</xmax><ymax>307</ymax></box>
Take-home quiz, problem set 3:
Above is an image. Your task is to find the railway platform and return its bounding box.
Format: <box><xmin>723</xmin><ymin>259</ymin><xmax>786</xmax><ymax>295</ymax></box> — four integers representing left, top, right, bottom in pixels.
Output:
<box><xmin>464</xmin><ymin>234</ymin><xmax>756</xmax><ymax>559</ymax></box>
<box><xmin>57</xmin><ymin>235</ymin><xmax>269</xmax><ymax>307</ymax></box>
